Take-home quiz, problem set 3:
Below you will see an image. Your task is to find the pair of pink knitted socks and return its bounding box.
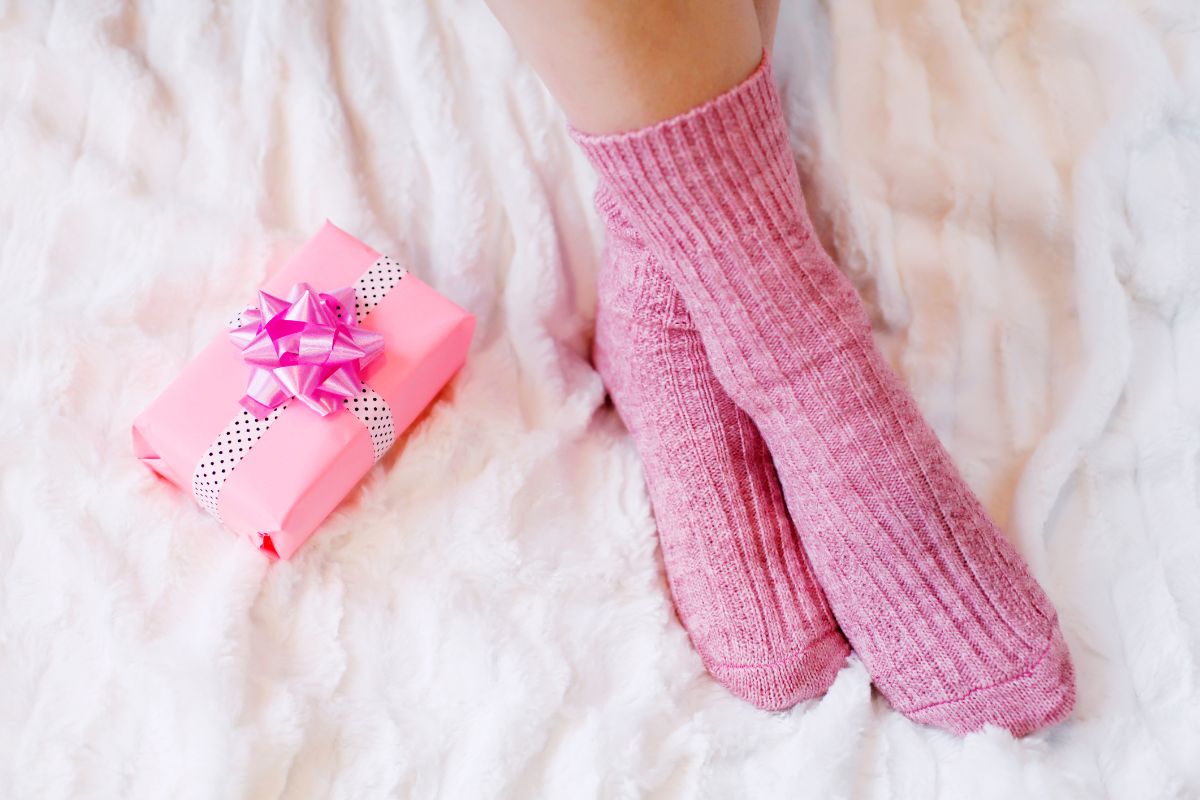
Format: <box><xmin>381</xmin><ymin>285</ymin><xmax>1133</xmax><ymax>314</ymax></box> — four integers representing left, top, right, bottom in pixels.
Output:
<box><xmin>578</xmin><ymin>54</ymin><xmax>1075</xmax><ymax>736</ymax></box>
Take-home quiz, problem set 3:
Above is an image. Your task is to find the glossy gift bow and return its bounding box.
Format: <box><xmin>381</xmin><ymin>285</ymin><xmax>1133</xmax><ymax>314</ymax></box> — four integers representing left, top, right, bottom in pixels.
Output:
<box><xmin>228</xmin><ymin>283</ymin><xmax>385</xmax><ymax>418</ymax></box>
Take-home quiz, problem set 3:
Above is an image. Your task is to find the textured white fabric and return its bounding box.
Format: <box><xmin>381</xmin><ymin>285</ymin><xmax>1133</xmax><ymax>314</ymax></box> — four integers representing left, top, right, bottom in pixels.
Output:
<box><xmin>2</xmin><ymin>1</ymin><xmax>1199</xmax><ymax>797</ymax></box>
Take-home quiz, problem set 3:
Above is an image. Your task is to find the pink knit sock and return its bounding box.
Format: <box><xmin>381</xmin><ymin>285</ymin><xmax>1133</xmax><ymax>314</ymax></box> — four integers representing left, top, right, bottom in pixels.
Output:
<box><xmin>574</xmin><ymin>56</ymin><xmax>1075</xmax><ymax>736</ymax></box>
<box><xmin>593</xmin><ymin>186</ymin><xmax>849</xmax><ymax>710</ymax></box>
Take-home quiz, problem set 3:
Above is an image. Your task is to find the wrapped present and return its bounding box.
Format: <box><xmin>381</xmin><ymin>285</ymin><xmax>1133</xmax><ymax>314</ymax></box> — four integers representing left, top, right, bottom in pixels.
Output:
<box><xmin>132</xmin><ymin>221</ymin><xmax>475</xmax><ymax>559</ymax></box>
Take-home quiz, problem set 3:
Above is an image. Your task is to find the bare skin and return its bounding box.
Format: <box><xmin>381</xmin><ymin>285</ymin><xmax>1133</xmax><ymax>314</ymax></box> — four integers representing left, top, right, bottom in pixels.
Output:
<box><xmin>754</xmin><ymin>0</ymin><xmax>780</xmax><ymax>51</ymax></box>
<box><xmin>485</xmin><ymin>0</ymin><xmax>778</xmax><ymax>135</ymax></box>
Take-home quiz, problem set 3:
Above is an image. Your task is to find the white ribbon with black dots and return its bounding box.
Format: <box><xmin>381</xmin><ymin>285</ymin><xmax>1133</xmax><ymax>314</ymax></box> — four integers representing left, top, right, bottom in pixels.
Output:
<box><xmin>191</xmin><ymin>256</ymin><xmax>407</xmax><ymax>522</ymax></box>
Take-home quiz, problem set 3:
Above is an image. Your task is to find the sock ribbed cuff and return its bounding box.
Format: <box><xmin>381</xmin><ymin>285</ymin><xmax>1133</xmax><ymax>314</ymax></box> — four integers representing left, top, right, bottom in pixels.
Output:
<box><xmin>570</xmin><ymin>52</ymin><xmax>805</xmax><ymax>255</ymax></box>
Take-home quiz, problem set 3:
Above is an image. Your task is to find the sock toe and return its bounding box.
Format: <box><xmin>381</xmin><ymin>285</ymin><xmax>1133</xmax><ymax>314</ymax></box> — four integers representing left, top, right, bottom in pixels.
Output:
<box><xmin>900</xmin><ymin>625</ymin><xmax>1076</xmax><ymax>737</ymax></box>
<box><xmin>706</xmin><ymin>628</ymin><xmax>851</xmax><ymax>711</ymax></box>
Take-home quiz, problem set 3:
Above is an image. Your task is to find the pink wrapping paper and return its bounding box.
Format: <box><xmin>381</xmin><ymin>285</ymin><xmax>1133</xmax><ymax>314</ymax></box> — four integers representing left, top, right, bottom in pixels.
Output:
<box><xmin>132</xmin><ymin>221</ymin><xmax>475</xmax><ymax>559</ymax></box>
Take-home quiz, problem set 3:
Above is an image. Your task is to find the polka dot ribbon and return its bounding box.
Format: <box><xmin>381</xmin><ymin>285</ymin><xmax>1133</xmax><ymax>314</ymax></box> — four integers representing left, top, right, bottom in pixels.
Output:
<box><xmin>193</xmin><ymin>257</ymin><xmax>407</xmax><ymax>522</ymax></box>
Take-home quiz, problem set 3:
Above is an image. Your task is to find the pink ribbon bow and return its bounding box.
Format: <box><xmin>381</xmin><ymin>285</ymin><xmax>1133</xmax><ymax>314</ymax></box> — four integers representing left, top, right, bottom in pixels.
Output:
<box><xmin>228</xmin><ymin>282</ymin><xmax>385</xmax><ymax>419</ymax></box>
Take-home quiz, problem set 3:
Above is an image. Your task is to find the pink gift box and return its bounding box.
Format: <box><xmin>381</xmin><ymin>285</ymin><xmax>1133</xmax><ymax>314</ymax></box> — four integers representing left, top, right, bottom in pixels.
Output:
<box><xmin>132</xmin><ymin>221</ymin><xmax>475</xmax><ymax>559</ymax></box>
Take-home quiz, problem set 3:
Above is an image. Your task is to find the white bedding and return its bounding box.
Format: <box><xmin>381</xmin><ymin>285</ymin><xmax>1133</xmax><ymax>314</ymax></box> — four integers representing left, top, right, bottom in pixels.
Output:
<box><xmin>3</xmin><ymin>1</ymin><xmax>1200</xmax><ymax>797</ymax></box>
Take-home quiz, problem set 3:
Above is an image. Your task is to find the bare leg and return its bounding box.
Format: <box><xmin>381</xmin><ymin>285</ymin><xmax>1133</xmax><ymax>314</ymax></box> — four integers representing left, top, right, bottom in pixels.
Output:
<box><xmin>754</xmin><ymin>0</ymin><xmax>780</xmax><ymax>53</ymax></box>
<box><xmin>484</xmin><ymin>0</ymin><xmax>763</xmax><ymax>134</ymax></box>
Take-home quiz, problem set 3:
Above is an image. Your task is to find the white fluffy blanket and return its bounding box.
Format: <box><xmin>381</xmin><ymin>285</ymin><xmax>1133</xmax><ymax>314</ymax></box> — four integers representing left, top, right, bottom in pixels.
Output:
<box><xmin>3</xmin><ymin>1</ymin><xmax>1199</xmax><ymax>797</ymax></box>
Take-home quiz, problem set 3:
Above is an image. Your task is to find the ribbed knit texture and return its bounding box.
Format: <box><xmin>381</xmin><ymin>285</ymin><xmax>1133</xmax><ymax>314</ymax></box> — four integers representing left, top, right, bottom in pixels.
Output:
<box><xmin>574</xmin><ymin>55</ymin><xmax>1076</xmax><ymax>736</ymax></box>
<box><xmin>593</xmin><ymin>186</ymin><xmax>849</xmax><ymax>710</ymax></box>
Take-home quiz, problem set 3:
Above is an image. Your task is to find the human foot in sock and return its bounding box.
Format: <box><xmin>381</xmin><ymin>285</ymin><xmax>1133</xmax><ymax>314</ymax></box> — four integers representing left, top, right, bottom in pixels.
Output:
<box><xmin>592</xmin><ymin>186</ymin><xmax>849</xmax><ymax>710</ymax></box>
<box><xmin>575</xmin><ymin>56</ymin><xmax>1075</xmax><ymax>737</ymax></box>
